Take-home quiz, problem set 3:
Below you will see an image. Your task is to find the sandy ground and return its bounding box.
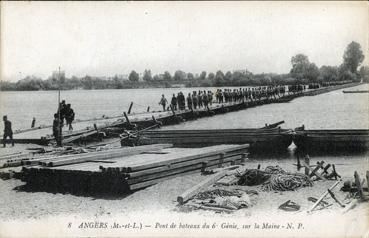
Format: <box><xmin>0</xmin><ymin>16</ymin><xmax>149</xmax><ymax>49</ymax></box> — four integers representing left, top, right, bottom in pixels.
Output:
<box><xmin>0</xmin><ymin>143</ymin><xmax>368</xmax><ymax>237</ymax></box>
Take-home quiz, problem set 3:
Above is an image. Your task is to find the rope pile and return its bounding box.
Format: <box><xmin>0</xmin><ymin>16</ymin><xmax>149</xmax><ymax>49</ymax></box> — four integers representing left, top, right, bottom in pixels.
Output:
<box><xmin>195</xmin><ymin>188</ymin><xmax>243</xmax><ymax>200</ymax></box>
<box><xmin>264</xmin><ymin>165</ymin><xmax>286</xmax><ymax>174</ymax></box>
<box><xmin>237</xmin><ymin>169</ymin><xmax>271</xmax><ymax>186</ymax></box>
<box><xmin>189</xmin><ymin>188</ymin><xmax>258</xmax><ymax>210</ymax></box>
<box><xmin>263</xmin><ymin>173</ymin><xmax>313</xmax><ymax>191</ymax></box>
<box><xmin>237</xmin><ymin>166</ymin><xmax>313</xmax><ymax>191</ymax></box>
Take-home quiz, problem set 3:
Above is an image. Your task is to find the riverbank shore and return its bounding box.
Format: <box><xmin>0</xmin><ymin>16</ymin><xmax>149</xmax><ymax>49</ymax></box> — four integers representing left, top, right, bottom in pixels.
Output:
<box><xmin>0</xmin><ymin>153</ymin><xmax>368</xmax><ymax>237</ymax></box>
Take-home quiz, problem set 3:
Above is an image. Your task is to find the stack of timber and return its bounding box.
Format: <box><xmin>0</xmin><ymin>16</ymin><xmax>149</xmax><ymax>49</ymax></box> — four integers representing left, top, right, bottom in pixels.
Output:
<box><xmin>137</xmin><ymin>127</ymin><xmax>292</xmax><ymax>152</ymax></box>
<box><xmin>293</xmin><ymin>127</ymin><xmax>369</xmax><ymax>151</ymax></box>
<box><xmin>21</xmin><ymin>144</ymin><xmax>249</xmax><ymax>195</ymax></box>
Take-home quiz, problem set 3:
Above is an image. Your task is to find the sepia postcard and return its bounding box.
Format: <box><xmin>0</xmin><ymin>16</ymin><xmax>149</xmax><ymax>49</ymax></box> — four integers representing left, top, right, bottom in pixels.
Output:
<box><xmin>0</xmin><ymin>1</ymin><xmax>368</xmax><ymax>237</ymax></box>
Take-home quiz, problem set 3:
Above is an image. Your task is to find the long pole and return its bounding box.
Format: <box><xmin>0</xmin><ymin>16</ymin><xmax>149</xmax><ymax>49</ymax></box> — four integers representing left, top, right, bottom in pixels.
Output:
<box><xmin>57</xmin><ymin>67</ymin><xmax>62</xmax><ymax>146</ymax></box>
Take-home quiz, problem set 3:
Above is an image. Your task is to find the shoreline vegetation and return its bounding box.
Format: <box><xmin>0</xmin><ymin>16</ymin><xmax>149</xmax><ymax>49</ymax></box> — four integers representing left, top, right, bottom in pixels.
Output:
<box><xmin>1</xmin><ymin>42</ymin><xmax>368</xmax><ymax>91</ymax></box>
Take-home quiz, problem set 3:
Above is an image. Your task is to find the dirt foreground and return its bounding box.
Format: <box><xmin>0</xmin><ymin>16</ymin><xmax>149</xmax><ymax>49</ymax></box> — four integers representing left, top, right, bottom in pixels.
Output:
<box><xmin>0</xmin><ymin>149</ymin><xmax>368</xmax><ymax>237</ymax></box>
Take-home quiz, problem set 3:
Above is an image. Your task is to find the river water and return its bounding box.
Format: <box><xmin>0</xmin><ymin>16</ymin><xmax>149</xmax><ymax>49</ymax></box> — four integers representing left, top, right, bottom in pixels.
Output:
<box><xmin>0</xmin><ymin>84</ymin><xmax>368</xmax><ymax>132</ymax></box>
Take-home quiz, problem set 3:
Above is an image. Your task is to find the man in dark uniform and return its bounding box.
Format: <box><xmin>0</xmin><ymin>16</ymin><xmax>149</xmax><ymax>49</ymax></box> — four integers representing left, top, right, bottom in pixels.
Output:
<box><xmin>59</xmin><ymin>100</ymin><xmax>67</xmax><ymax>125</ymax></box>
<box><xmin>159</xmin><ymin>94</ymin><xmax>168</xmax><ymax>111</ymax></box>
<box><xmin>171</xmin><ymin>94</ymin><xmax>178</xmax><ymax>110</ymax></box>
<box><xmin>3</xmin><ymin>116</ymin><xmax>14</xmax><ymax>147</ymax></box>
<box><xmin>65</xmin><ymin>104</ymin><xmax>75</xmax><ymax>131</ymax></box>
<box><xmin>186</xmin><ymin>93</ymin><xmax>193</xmax><ymax>110</ymax></box>
<box><xmin>192</xmin><ymin>91</ymin><xmax>198</xmax><ymax>109</ymax></box>
<box><xmin>53</xmin><ymin>113</ymin><xmax>61</xmax><ymax>145</ymax></box>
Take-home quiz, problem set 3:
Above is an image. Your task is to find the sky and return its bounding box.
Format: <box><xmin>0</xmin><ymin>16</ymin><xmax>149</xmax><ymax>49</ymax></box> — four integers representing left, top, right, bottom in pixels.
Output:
<box><xmin>1</xmin><ymin>1</ymin><xmax>368</xmax><ymax>81</ymax></box>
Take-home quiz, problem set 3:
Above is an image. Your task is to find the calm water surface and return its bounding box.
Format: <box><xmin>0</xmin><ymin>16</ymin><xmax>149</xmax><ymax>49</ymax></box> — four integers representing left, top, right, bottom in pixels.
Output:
<box><xmin>0</xmin><ymin>84</ymin><xmax>368</xmax><ymax>131</ymax></box>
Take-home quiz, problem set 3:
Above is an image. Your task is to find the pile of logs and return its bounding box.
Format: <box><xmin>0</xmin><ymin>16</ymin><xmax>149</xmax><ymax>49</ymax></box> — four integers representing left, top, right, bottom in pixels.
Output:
<box><xmin>100</xmin><ymin>144</ymin><xmax>250</xmax><ymax>191</ymax></box>
<box><xmin>20</xmin><ymin>144</ymin><xmax>250</xmax><ymax>195</ymax></box>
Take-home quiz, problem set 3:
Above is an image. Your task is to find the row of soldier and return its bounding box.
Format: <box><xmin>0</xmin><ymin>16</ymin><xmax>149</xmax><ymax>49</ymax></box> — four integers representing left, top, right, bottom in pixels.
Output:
<box><xmin>159</xmin><ymin>85</ymin><xmax>302</xmax><ymax>111</ymax></box>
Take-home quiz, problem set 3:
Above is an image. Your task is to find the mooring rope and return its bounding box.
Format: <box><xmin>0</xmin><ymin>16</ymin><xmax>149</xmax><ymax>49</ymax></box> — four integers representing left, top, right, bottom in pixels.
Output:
<box><xmin>262</xmin><ymin>173</ymin><xmax>313</xmax><ymax>191</ymax></box>
<box><xmin>236</xmin><ymin>166</ymin><xmax>313</xmax><ymax>191</ymax></box>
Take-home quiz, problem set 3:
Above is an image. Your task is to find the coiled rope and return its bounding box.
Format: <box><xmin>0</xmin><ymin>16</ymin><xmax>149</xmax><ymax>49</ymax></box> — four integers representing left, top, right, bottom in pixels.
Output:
<box><xmin>237</xmin><ymin>166</ymin><xmax>313</xmax><ymax>191</ymax></box>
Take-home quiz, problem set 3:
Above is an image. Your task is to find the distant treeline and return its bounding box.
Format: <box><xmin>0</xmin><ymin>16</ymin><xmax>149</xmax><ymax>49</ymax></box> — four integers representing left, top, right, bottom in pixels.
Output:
<box><xmin>1</xmin><ymin>41</ymin><xmax>368</xmax><ymax>91</ymax></box>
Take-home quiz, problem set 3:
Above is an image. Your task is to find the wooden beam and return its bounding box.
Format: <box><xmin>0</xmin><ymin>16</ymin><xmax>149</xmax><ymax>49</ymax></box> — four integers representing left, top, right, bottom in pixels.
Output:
<box><xmin>128</xmin><ymin>102</ymin><xmax>134</xmax><ymax>114</ymax></box>
<box><xmin>327</xmin><ymin>189</ymin><xmax>345</xmax><ymax>208</ymax></box>
<box><xmin>309</xmin><ymin>161</ymin><xmax>324</xmax><ymax>178</ymax></box>
<box><xmin>304</xmin><ymin>155</ymin><xmax>310</xmax><ymax>176</ymax></box>
<box><xmin>307</xmin><ymin>181</ymin><xmax>340</xmax><ymax>213</ymax></box>
<box><xmin>126</xmin><ymin>154</ymin><xmax>244</xmax><ymax>184</ymax></box>
<box><xmin>177</xmin><ymin>170</ymin><xmax>228</xmax><ymax>204</ymax></box>
<box><xmin>46</xmin><ymin>144</ymin><xmax>172</xmax><ymax>167</ymax></box>
<box><xmin>354</xmin><ymin>171</ymin><xmax>364</xmax><ymax>200</ymax></box>
<box><xmin>125</xmin><ymin>144</ymin><xmax>249</xmax><ymax>172</ymax></box>
<box><xmin>123</xmin><ymin>112</ymin><xmax>131</xmax><ymax>125</ymax></box>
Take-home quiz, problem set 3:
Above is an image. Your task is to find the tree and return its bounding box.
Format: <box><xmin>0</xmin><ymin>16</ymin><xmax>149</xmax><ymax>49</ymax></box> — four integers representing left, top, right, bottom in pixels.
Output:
<box><xmin>338</xmin><ymin>64</ymin><xmax>357</xmax><ymax>81</ymax></box>
<box><xmin>129</xmin><ymin>70</ymin><xmax>139</xmax><ymax>82</ymax></box>
<box><xmin>163</xmin><ymin>71</ymin><xmax>172</xmax><ymax>81</ymax></box>
<box><xmin>173</xmin><ymin>70</ymin><xmax>186</xmax><ymax>81</ymax></box>
<box><xmin>113</xmin><ymin>75</ymin><xmax>124</xmax><ymax>89</ymax></box>
<box><xmin>214</xmin><ymin>70</ymin><xmax>225</xmax><ymax>86</ymax></box>
<box><xmin>343</xmin><ymin>41</ymin><xmax>365</xmax><ymax>73</ymax></box>
<box><xmin>199</xmin><ymin>71</ymin><xmax>207</xmax><ymax>80</ymax></box>
<box><xmin>224</xmin><ymin>71</ymin><xmax>232</xmax><ymax>83</ymax></box>
<box><xmin>359</xmin><ymin>66</ymin><xmax>369</xmax><ymax>82</ymax></box>
<box><xmin>143</xmin><ymin>69</ymin><xmax>152</xmax><ymax>82</ymax></box>
<box><xmin>152</xmin><ymin>74</ymin><xmax>161</xmax><ymax>81</ymax></box>
<box><xmin>319</xmin><ymin>66</ymin><xmax>338</xmax><ymax>82</ymax></box>
<box><xmin>82</xmin><ymin>75</ymin><xmax>93</xmax><ymax>89</ymax></box>
<box><xmin>208</xmin><ymin>72</ymin><xmax>215</xmax><ymax>80</ymax></box>
<box><xmin>290</xmin><ymin>54</ymin><xmax>310</xmax><ymax>80</ymax></box>
<box><xmin>305</xmin><ymin>63</ymin><xmax>320</xmax><ymax>82</ymax></box>
<box><xmin>187</xmin><ymin>73</ymin><xmax>194</xmax><ymax>81</ymax></box>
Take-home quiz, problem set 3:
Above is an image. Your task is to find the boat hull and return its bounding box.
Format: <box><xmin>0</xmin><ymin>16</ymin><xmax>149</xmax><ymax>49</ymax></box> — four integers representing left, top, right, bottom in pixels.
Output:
<box><xmin>138</xmin><ymin>128</ymin><xmax>293</xmax><ymax>153</ymax></box>
<box><xmin>293</xmin><ymin>130</ymin><xmax>369</xmax><ymax>152</ymax></box>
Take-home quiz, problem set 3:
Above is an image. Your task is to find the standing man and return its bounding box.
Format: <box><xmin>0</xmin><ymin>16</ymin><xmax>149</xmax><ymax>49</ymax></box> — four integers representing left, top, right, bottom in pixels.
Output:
<box><xmin>31</xmin><ymin>117</ymin><xmax>36</xmax><ymax>128</ymax></box>
<box><xmin>65</xmin><ymin>104</ymin><xmax>75</xmax><ymax>131</ymax></box>
<box><xmin>52</xmin><ymin>113</ymin><xmax>61</xmax><ymax>145</ymax></box>
<box><xmin>159</xmin><ymin>94</ymin><xmax>168</xmax><ymax>111</ymax></box>
<box><xmin>59</xmin><ymin>100</ymin><xmax>67</xmax><ymax>125</ymax></box>
<box><xmin>192</xmin><ymin>91</ymin><xmax>198</xmax><ymax>109</ymax></box>
<box><xmin>186</xmin><ymin>93</ymin><xmax>193</xmax><ymax>110</ymax></box>
<box><xmin>171</xmin><ymin>94</ymin><xmax>178</xmax><ymax>110</ymax></box>
<box><xmin>3</xmin><ymin>115</ymin><xmax>14</xmax><ymax>147</ymax></box>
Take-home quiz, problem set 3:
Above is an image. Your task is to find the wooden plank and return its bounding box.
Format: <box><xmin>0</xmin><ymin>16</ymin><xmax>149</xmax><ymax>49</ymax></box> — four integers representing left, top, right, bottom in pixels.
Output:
<box><xmin>100</xmin><ymin>145</ymin><xmax>242</xmax><ymax>170</ymax></box>
<box><xmin>47</xmin><ymin>144</ymin><xmax>172</xmax><ymax>167</ymax></box>
<box><xmin>127</xmin><ymin>154</ymin><xmax>243</xmax><ymax>184</ymax></box>
<box><xmin>327</xmin><ymin>189</ymin><xmax>345</xmax><ymax>208</ymax></box>
<box><xmin>126</xmin><ymin>153</ymin><xmax>243</xmax><ymax>181</ymax></box>
<box><xmin>309</xmin><ymin>161</ymin><xmax>324</xmax><ymax>177</ymax></box>
<box><xmin>304</xmin><ymin>156</ymin><xmax>310</xmax><ymax>176</ymax></box>
<box><xmin>125</xmin><ymin>145</ymin><xmax>249</xmax><ymax>172</ymax></box>
<box><xmin>129</xmin><ymin>169</ymin><xmax>198</xmax><ymax>190</ymax></box>
<box><xmin>42</xmin><ymin>143</ymin><xmax>171</xmax><ymax>164</ymax></box>
<box><xmin>177</xmin><ymin>170</ymin><xmax>229</xmax><ymax>204</ymax></box>
<box><xmin>307</xmin><ymin>181</ymin><xmax>340</xmax><ymax>213</ymax></box>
